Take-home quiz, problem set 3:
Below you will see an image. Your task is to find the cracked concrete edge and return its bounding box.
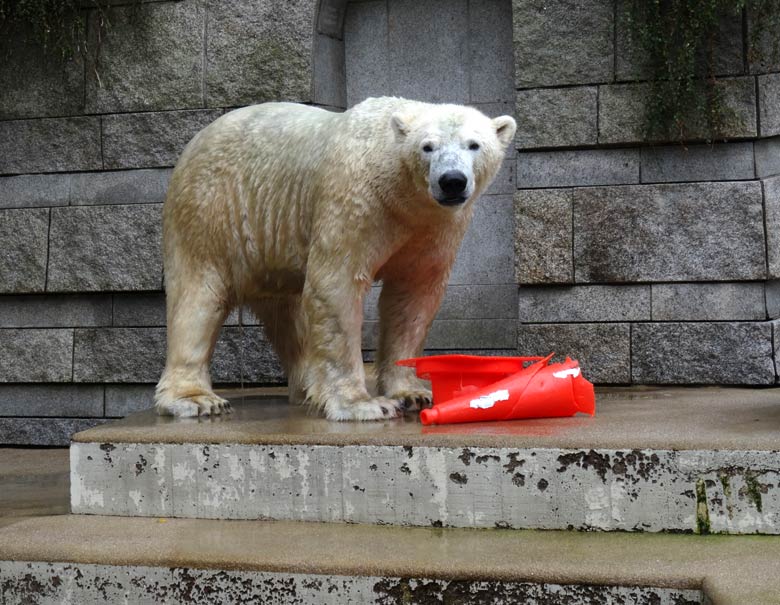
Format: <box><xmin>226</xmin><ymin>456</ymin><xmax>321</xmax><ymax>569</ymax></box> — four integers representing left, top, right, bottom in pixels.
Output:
<box><xmin>1</xmin><ymin>516</ymin><xmax>779</xmax><ymax>604</ymax></box>
<box><xmin>0</xmin><ymin>560</ymin><xmax>703</xmax><ymax>605</ymax></box>
<box><xmin>70</xmin><ymin>442</ymin><xmax>780</xmax><ymax>534</ymax></box>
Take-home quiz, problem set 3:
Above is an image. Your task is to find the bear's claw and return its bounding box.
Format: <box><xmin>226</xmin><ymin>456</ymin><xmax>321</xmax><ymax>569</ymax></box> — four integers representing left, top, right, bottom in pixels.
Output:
<box><xmin>393</xmin><ymin>389</ymin><xmax>433</xmax><ymax>412</ymax></box>
<box><xmin>325</xmin><ymin>396</ymin><xmax>404</xmax><ymax>421</ymax></box>
<box><xmin>156</xmin><ymin>393</ymin><xmax>232</xmax><ymax>417</ymax></box>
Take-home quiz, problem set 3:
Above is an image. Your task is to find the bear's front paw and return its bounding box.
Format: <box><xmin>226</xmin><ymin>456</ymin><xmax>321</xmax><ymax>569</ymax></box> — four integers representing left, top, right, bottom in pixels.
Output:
<box><xmin>156</xmin><ymin>393</ymin><xmax>232</xmax><ymax>417</ymax></box>
<box><xmin>324</xmin><ymin>396</ymin><xmax>404</xmax><ymax>422</ymax></box>
<box><xmin>390</xmin><ymin>388</ymin><xmax>433</xmax><ymax>412</ymax></box>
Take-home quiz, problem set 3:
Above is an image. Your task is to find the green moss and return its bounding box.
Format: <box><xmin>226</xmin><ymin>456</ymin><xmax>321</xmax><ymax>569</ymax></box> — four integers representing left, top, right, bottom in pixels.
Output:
<box><xmin>0</xmin><ymin>0</ymin><xmax>138</xmax><ymax>63</ymax></box>
<box><xmin>626</xmin><ymin>0</ymin><xmax>780</xmax><ymax>142</ymax></box>
<box><xmin>719</xmin><ymin>474</ymin><xmax>734</xmax><ymax>519</ymax></box>
<box><xmin>744</xmin><ymin>472</ymin><xmax>764</xmax><ymax>513</ymax></box>
<box><xmin>695</xmin><ymin>477</ymin><xmax>711</xmax><ymax>535</ymax></box>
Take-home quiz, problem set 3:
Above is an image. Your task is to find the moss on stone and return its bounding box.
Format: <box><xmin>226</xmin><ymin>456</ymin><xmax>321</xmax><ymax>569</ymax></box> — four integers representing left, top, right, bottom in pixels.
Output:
<box><xmin>695</xmin><ymin>477</ymin><xmax>711</xmax><ymax>535</ymax></box>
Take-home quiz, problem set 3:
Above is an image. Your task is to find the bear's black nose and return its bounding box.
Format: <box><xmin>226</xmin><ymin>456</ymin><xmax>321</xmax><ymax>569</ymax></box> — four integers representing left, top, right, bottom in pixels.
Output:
<box><xmin>438</xmin><ymin>170</ymin><xmax>468</xmax><ymax>197</ymax></box>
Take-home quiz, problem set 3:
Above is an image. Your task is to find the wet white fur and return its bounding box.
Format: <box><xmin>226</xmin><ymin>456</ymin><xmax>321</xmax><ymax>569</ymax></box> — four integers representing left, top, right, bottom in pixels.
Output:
<box><xmin>155</xmin><ymin>97</ymin><xmax>516</xmax><ymax>421</ymax></box>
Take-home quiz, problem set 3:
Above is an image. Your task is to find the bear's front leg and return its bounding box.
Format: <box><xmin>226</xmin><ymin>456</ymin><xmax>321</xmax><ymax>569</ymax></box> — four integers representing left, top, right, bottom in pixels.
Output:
<box><xmin>375</xmin><ymin>275</ymin><xmax>449</xmax><ymax>411</ymax></box>
<box><xmin>299</xmin><ymin>261</ymin><xmax>404</xmax><ymax>421</ymax></box>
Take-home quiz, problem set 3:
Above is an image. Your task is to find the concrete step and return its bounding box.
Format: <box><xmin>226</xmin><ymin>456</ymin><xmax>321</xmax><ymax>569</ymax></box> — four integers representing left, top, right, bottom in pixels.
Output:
<box><xmin>70</xmin><ymin>387</ymin><xmax>780</xmax><ymax>534</ymax></box>
<box><xmin>3</xmin><ymin>514</ymin><xmax>780</xmax><ymax>604</ymax></box>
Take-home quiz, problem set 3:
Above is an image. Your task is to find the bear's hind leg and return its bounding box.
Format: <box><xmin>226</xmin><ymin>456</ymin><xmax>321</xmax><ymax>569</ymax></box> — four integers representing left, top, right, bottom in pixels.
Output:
<box><xmin>251</xmin><ymin>296</ymin><xmax>306</xmax><ymax>405</ymax></box>
<box><xmin>155</xmin><ymin>275</ymin><xmax>231</xmax><ymax>417</ymax></box>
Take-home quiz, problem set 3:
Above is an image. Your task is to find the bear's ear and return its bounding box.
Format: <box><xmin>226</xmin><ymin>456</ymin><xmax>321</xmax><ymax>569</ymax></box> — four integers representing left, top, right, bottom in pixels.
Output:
<box><xmin>390</xmin><ymin>113</ymin><xmax>410</xmax><ymax>139</ymax></box>
<box><xmin>492</xmin><ymin>115</ymin><xmax>517</xmax><ymax>147</ymax></box>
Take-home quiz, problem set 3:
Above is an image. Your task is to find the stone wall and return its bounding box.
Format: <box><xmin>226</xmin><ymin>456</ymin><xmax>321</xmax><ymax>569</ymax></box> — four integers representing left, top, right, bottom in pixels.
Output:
<box><xmin>513</xmin><ymin>1</ymin><xmax>780</xmax><ymax>386</ymax></box>
<box><xmin>0</xmin><ymin>0</ymin><xmax>778</xmax><ymax>444</ymax></box>
<box><xmin>0</xmin><ymin>0</ymin><xmax>315</xmax><ymax>444</ymax></box>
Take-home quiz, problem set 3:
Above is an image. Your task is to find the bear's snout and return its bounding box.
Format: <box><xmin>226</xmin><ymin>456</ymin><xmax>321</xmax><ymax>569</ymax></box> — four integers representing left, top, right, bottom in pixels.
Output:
<box><xmin>437</xmin><ymin>170</ymin><xmax>468</xmax><ymax>205</ymax></box>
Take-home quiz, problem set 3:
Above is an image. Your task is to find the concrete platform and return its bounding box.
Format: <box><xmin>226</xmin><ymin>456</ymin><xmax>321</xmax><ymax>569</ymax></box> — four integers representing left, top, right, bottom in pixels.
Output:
<box><xmin>2</xmin><ymin>514</ymin><xmax>780</xmax><ymax>604</ymax></box>
<box><xmin>70</xmin><ymin>388</ymin><xmax>780</xmax><ymax>533</ymax></box>
<box><xmin>0</xmin><ymin>448</ymin><xmax>69</xmax><ymax>523</ymax></box>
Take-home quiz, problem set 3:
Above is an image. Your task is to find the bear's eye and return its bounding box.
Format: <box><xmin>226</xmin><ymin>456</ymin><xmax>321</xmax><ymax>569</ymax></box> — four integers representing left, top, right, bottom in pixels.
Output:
<box><xmin>422</xmin><ymin>144</ymin><xmax>434</xmax><ymax>153</ymax></box>
<box><xmin>468</xmin><ymin>142</ymin><xmax>480</xmax><ymax>151</ymax></box>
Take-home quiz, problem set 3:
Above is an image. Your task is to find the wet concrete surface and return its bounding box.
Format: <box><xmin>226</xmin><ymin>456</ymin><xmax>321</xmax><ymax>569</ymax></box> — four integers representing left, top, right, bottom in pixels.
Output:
<box><xmin>0</xmin><ymin>448</ymin><xmax>69</xmax><ymax>526</ymax></box>
<box><xmin>73</xmin><ymin>386</ymin><xmax>780</xmax><ymax>450</ymax></box>
<box><xmin>1</xmin><ymin>514</ymin><xmax>780</xmax><ymax>604</ymax></box>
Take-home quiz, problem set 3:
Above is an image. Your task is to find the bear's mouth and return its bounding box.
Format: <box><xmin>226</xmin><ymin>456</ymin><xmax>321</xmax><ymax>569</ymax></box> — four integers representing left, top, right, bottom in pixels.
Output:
<box><xmin>437</xmin><ymin>195</ymin><xmax>468</xmax><ymax>207</ymax></box>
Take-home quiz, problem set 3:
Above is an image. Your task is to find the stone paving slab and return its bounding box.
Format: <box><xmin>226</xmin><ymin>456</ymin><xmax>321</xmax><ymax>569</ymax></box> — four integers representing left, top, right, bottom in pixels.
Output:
<box><xmin>2</xmin><ymin>515</ymin><xmax>780</xmax><ymax>604</ymax></box>
<box><xmin>70</xmin><ymin>390</ymin><xmax>780</xmax><ymax>533</ymax></box>
<box><xmin>73</xmin><ymin>388</ymin><xmax>780</xmax><ymax>451</ymax></box>
<box><xmin>0</xmin><ymin>561</ymin><xmax>702</xmax><ymax>605</ymax></box>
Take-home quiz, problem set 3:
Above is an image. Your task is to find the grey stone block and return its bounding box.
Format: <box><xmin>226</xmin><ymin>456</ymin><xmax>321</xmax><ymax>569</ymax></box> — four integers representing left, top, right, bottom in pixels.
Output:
<box><xmin>0</xmin><ymin>208</ymin><xmax>49</xmax><ymax>294</ymax></box>
<box><xmin>102</xmin><ymin>110</ymin><xmax>221</xmax><ymax>170</ymax></box>
<box><xmin>774</xmin><ymin>320</ymin><xmax>780</xmax><ymax>382</ymax></box>
<box><xmin>73</xmin><ymin>326</ymin><xmax>283</xmax><ymax>384</ymax></box>
<box><xmin>113</xmin><ymin>293</ymin><xmax>166</xmax><ymax>327</ymax></box>
<box><xmin>0</xmin><ymin>294</ymin><xmax>112</xmax><ymax>327</ymax></box>
<box><xmin>0</xmin><ymin>26</ymin><xmax>85</xmax><ymax>119</ymax></box>
<box><xmin>767</xmin><ymin>280</ymin><xmax>780</xmax><ymax>319</ymax></box>
<box><xmin>363</xmin><ymin>284</ymin><xmax>517</xmax><ymax>321</ymax></box>
<box><xmin>599</xmin><ymin>78</ymin><xmax>757</xmax><ymax>144</ymax></box>
<box><xmin>470</xmin><ymin>101</ymin><xmax>516</xmax><ymax>121</ymax></box>
<box><xmin>205</xmin><ymin>0</ymin><xmax>313</xmax><ymax>107</ymax></box>
<box><xmin>0</xmin><ymin>174</ymin><xmax>70</xmax><ymax>209</ymax></box>
<box><xmin>652</xmin><ymin>283</ymin><xmax>766</xmax><ymax>321</ymax></box>
<box><xmin>514</xmin><ymin>0</ymin><xmax>613</xmax><ymax>88</ymax></box>
<box><xmin>632</xmin><ymin>322</ymin><xmax>774</xmax><ymax>385</ymax></box>
<box><xmin>344</xmin><ymin>0</ymin><xmax>389</xmax><ymax>107</ymax></box>
<box><xmin>0</xmin><ymin>117</ymin><xmax>102</xmax><ymax>174</ymax></box>
<box><xmin>0</xmin><ymin>418</ymin><xmax>107</xmax><ymax>446</ymax></box>
<box><xmin>438</xmin><ymin>285</ymin><xmax>518</xmax><ymax>319</ymax></box>
<box><xmin>759</xmin><ymin>73</ymin><xmax>780</xmax><ymax>137</ymax></box>
<box><xmin>362</xmin><ymin>319</ymin><xmax>516</xmax><ymax>350</ymax></box>
<box><xmin>105</xmin><ymin>384</ymin><xmax>156</xmax><ymax>417</ymax></box>
<box><xmin>0</xmin><ymin>329</ymin><xmax>73</xmax><ymax>382</ymax></box>
<box><xmin>73</xmin><ymin>327</ymin><xmax>166</xmax><ymax>383</ymax></box>
<box><xmin>113</xmin><ymin>294</ymin><xmax>269</xmax><ymax>328</ymax></box>
<box><xmin>239</xmin><ymin>328</ymin><xmax>285</xmax><ymax>384</ymax></box>
<box><xmin>316</xmin><ymin>0</ymin><xmax>346</xmax><ymax>37</ymax></box>
<box><xmin>641</xmin><ymin>142</ymin><xmax>755</xmax><ymax>183</ymax></box>
<box><xmin>748</xmin><ymin>6</ymin><xmax>780</xmax><ymax>74</ymax></box>
<box><xmin>469</xmin><ymin>0</ymin><xmax>514</xmax><ymax>103</ymax></box>
<box><xmin>615</xmin><ymin>4</ymin><xmax>744</xmax><ymax>81</ymax></box>
<box><xmin>70</xmin><ymin>169</ymin><xmax>172</xmax><ymax>206</ymax></box>
<box><xmin>518</xmin><ymin>285</ymin><xmax>650</xmax><ymax>323</ymax></box>
<box><xmin>450</xmin><ymin>195</ymin><xmax>514</xmax><ymax>285</ymax></box>
<box><xmin>47</xmin><ymin>204</ymin><xmax>163</xmax><ymax>292</ymax></box>
<box><xmin>0</xmin><ymin>385</ymin><xmax>103</xmax><ymax>417</ymax></box>
<box><xmin>427</xmin><ymin>319</ymin><xmax>516</xmax><ymax>350</ymax></box>
<box><xmin>764</xmin><ymin>176</ymin><xmax>780</xmax><ymax>278</ymax></box>
<box><xmin>485</xmin><ymin>158</ymin><xmax>515</xmax><ymax>195</ymax></box>
<box><xmin>514</xmin><ymin>189</ymin><xmax>573</xmax><ymax>284</ymax></box>
<box><xmin>573</xmin><ymin>182</ymin><xmax>766</xmax><ymax>282</ymax></box>
<box><xmin>516</xmin><ymin>323</ymin><xmax>631</xmax><ymax>384</ymax></box>
<box><xmin>214</xmin><ymin>327</ymin><xmax>285</xmax><ymax>384</ymax></box>
<box><xmin>85</xmin><ymin>1</ymin><xmax>204</xmax><ymax>113</ymax></box>
<box><xmin>755</xmin><ymin>136</ymin><xmax>780</xmax><ymax>178</ymax></box>
<box><xmin>517</xmin><ymin>149</ymin><xmax>640</xmax><ymax>189</ymax></box>
<box><xmin>313</xmin><ymin>34</ymin><xmax>346</xmax><ymax>109</ymax></box>
<box><xmin>516</xmin><ymin>87</ymin><xmax>598</xmax><ymax>149</ymax></box>
<box><xmin>387</xmin><ymin>0</ymin><xmax>469</xmax><ymax>104</ymax></box>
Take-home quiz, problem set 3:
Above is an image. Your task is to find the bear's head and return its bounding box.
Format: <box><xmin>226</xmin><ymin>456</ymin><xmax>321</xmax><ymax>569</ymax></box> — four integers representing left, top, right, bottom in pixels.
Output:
<box><xmin>390</xmin><ymin>104</ymin><xmax>516</xmax><ymax>209</ymax></box>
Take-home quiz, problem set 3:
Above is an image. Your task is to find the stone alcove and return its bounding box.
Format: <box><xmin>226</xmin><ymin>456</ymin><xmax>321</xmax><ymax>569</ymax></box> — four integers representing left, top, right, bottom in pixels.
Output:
<box><xmin>313</xmin><ymin>0</ymin><xmax>514</xmax><ymax>111</ymax></box>
<box><xmin>312</xmin><ymin>0</ymin><xmax>519</xmax><ymax>355</ymax></box>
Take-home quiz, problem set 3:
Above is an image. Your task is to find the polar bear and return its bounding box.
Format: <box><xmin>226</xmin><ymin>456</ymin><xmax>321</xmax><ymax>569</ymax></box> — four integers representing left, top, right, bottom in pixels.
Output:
<box><xmin>155</xmin><ymin>97</ymin><xmax>516</xmax><ymax>421</ymax></box>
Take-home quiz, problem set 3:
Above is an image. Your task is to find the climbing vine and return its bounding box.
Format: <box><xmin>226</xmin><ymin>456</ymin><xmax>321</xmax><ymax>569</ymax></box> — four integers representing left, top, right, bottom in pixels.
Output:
<box><xmin>0</xmin><ymin>0</ymin><xmax>138</xmax><ymax>63</ymax></box>
<box><xmin>625</xmin><ymin>0</ymin><xmax>780</xmax><ymax>142</ymax></box>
